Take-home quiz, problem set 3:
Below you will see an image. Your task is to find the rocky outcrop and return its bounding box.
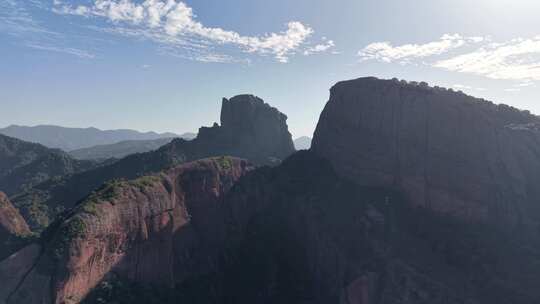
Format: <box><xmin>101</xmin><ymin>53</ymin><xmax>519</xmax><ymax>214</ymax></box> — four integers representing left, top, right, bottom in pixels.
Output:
<box><xmin>9</xmin><ymin>79</ymin><xmax>540</xmax><ymax>304</ymax></box>
<box><xmin>0</xmin><ymin>157</ymin><xmax>252</xmax><ymax>304</ymax></box>
<box><xmin>12</xmin><ymin>95</ymin><xmax>295</xmax><ymax>231</ymax></box>
<box><xmin>192</xmin><ymin>95</ymin><xmax>295</xmax><ymax>164</ymax></box>
<box><xmin>4</xmin><ymin>151</ymin><xmax>540</xmax><ymax>304</ymax></box>
<box><xmin>219</xmin><ymin>95</ymin><xmax>295</xmax><ymax>162</ymax></box>
<box><xmin>0</xmin><ymin>192</ymin><xmax>30</xmax><ymax>239</ymax></box>
<box><xmin>0</xmin><ymin>192</ymin><xmax>31</xmax><ymax>259</ymax></box>
<box><xmin>312</xmin><ymin>77</ymin><xmax>540</xmax><ymax>231</ymax></box>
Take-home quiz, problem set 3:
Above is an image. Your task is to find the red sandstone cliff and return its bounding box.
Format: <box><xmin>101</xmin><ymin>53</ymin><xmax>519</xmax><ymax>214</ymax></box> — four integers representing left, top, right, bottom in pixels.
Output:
<box><xmin>0</xmin><ymin>192</ymin><xmax>30</xmax><ymax>260</ymax></box>
<box><xmin>0</xmin><ymin>157</ymin><xmax>252</xmax><ymax>304</ymax></box>
<box><xmin>312</xmin><ymin>77</ymin><xmax>540</xmax><ymax>231</ymax></box>
<box><xmin>0</xmin><ymin>192</ymin><xmax>30</xmax><ymax>239</ymax></box>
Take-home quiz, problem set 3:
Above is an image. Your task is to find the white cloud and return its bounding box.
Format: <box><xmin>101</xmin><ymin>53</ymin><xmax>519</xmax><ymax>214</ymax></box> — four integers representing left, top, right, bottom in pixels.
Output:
<box><xmin>304</xmin><ymin>39</ymin><xmax>335</xmax><ymax>55</ymax></box>
<box><xmin>360</xmin><ymin>34</ymin><xmax>540</xmax><ymax>82</ymax></box>
<box><xmin>54</xmin><ymin>0</ymin><xmax>330</xmax><ymax>62</ymax></box>
<box><xmin>358</xmin><ymin>34</ymin><xmax>484</xmax><ymax>63</ymax></box>
<box><xmin>434</xmin><ymin>37</ymin><xmax>540</xmax><ymax>81</ymax></box>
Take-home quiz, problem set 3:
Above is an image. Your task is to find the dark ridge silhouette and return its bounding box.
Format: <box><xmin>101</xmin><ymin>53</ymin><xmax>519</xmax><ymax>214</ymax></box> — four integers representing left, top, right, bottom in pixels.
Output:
<box><xmin>11</xmin><ymin>95</ymin><xmax>295</xmax><ymax>230</ymax></box>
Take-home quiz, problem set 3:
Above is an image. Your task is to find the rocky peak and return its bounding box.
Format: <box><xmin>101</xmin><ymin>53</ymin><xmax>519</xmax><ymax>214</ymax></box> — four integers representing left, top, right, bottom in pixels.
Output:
<box><xmin>220</xmin><ymin>94</ymin><xmax>287</xmax><ymax>131</ymax></box>
<box><xmin>196</xmin><ymin>94</ymin><xmax>295</xmax><ymax>164</ymax></box>
<box><xmin>10</xmin><ymin>94</ymin><xmax>295</xmax><ymax>231</ymax></box>
<box><xmin>312</xmin><ymin>77</ymin><xmax>540</xmax><ymax>231</ymax></box>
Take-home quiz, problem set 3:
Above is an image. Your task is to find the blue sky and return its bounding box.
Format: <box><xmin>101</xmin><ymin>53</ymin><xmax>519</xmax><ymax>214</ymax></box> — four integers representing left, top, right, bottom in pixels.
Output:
<box><xmin>2</xmin><ymin>0</ymin><xmax>540</xmax><ymax>137</ymax></box>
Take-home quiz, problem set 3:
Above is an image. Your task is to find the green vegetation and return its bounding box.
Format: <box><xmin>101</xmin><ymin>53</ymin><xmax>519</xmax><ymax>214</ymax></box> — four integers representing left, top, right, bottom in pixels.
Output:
<box><xmin>79</xmin><ymin>175</ymin><xmax>161</xmax><ymax>216</ymax></box>
<box><xmin>82</xmin><ymin>179</ymin><xmax>126</xmax><ymax>213</ymax></box>
<box><xmin>51</xmin><ymin>216</ymin><xmax>87</xmax><ymax>259</ymax></box>
<box><xmin>130</xmin><ymin>175</ymin><xmax>161</xmax><ymax>191</ymax></box>
<box><xmin>28</xmin><ymin>200</ymin><xmax>50</xmax><ymax>228</ymax></box>
<box><xmin>215</xmin><ymin>156</ymin><xmax>233</xmax><ymax>171</ymax></box>
<box><xmin>82</xmin><ymin>201</ymin><xmax>99</xmax><ymax>216</ymax></box>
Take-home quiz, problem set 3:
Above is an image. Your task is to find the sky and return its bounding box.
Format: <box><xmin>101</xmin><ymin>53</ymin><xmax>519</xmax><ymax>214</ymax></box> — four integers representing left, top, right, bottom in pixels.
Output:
<box><xmin>2</xmin><ymin>0</ymin><xmax>540</xmax><ymax>138</ymax></box>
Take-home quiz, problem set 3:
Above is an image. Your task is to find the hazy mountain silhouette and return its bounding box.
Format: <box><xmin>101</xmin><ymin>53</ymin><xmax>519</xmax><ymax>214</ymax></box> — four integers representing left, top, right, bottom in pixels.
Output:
<box><xmin>0</xmin><ymin>125</ymin><xmax>184</xmax><ymax>151</ymax></box>
<box><xmin>293</xmin><ymin>136</ymin><xmax>312</xmax><ymax>150</ymax></box>
<box><xmin>69</xmin><ymin>138</ymin><xmax>179</xmax><ymax>161</ymax></box>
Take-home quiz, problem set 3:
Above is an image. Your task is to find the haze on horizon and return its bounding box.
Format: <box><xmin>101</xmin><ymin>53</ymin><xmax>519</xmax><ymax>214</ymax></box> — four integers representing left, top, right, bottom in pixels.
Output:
<box><xmin>2</xmin><ymin>0</ymin><xmax>540</xmax><ymax>138</ymax></box>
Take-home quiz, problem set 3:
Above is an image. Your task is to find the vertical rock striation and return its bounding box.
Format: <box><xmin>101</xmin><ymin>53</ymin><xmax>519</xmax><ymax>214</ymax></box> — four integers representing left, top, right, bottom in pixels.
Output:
<box><xmin>312</xmin><ymin>77</ymin><xmax>540</xmax><ymax>232</ymax></box>
<box><xmin>0</xmin><ymin>192</ymin><xmax>30</xmax><ymax>239</ymax></box>
<box><xmin>0</xmin><ymin>192</ymin><xmax>31</xmax><ymax>259</ymax></box>
<box><xmin>0</xmin><ymin>157</ymin><xmax>253</xmax><ymax>304</ymax></box>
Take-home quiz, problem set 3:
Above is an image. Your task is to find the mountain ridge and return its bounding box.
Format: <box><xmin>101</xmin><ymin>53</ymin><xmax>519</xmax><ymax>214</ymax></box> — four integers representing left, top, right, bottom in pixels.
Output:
<box><xmin>11</xmin><ymin>94</ymin><xmax>295</xmax><ymax>230</ymax></box>
<box><xmin>5</xmin><ymin>77</ymin><xmax>540</xmax><ymax>303</ymax></box>
<box><xmin>69</xmin><ymin>138</ymin><xmax>178</xmax><ymax>161</ymax></box>
<box><xmin>0</xmin><ymin>125</ymin><xmax>188</xmax><ymax>151</ymax></box>
<box><xmin>0</xmin><ymin>134</ymin><xmax>97</xmax><ymax>196</ymax></box>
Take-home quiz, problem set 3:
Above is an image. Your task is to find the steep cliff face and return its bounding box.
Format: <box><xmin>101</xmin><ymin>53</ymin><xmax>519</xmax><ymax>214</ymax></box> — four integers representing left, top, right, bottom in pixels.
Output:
<box><xmin>192</xmin><ymin>95</ymin><xmax>295</xmax><ymax>164</ymax></box>
<box><xmin>12</xmin><ymin>95</ymin><xmax>295</xmax><ymax>231</ymax></box>
<box><xmin>4</xmin><ymin>152</ymin><xmax>540</xmax><ymax>304</ymax></box>
<box><xmin>0</xmin><ymin>192</ymin><xmax>30</xmax><ymax>238</ymax></box>
<box><xmin>7</xmin><ymin>79</ymin><xmax>540</xmax><ymax>304</ymax></box>
<box><xmin>219</xmin><ymin>95</ymin><xmax>295</xmax><ymax>162</ymax></box>
<box><xmin>312</xmin><ymin>77</ymin><xmax>540</xmax><ymax>230</ymax></box>
<box><xmin>0</xmin><ymin>157</ymin><xmax>253</xmax><ymax>304</ymax></box>
<box><xmin>0</xmin><ymin>192</ymin><xmax>31</xmax><ymax>259</ymax></box>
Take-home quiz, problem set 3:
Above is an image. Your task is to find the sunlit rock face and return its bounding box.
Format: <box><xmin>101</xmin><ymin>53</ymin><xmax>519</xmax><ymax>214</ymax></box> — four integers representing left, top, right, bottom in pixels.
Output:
<box><xmin>0</xmin><ymin>158</ymin><xmax>253</xmax><ymax>304</ymax></box>
<box><xmin>313</xmin><ymin>77</ymin><xmax>540</xmax><ymax>229</ymax></box>
<box><xmin>0</xmin><ymin>191</ymin><xmax>31</xmax><ymax>259</ymax></box>
<box><xmin>11</xmin><ymin>94</ymin><xmax>295</xmax><ymax>231</ymax></box>
<box><xmin>0</xmin><ymin>192</ymin><xmax>30</xmax><ymax>238</ymax></box>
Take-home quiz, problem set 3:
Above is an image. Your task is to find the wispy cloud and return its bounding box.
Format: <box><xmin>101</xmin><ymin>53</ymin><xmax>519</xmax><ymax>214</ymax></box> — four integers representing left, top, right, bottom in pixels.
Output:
<box><xmin>304</xmin><ymin>38</ymin><xmax>335</xmax><ymax>56</ymax></box>
<box><xmin>358</xmin><ymin>34</ymin><xmax>485</xmax><ymax>63</ymax></box>
<box><xmin>25</xmin><ymin>43</ymin><xmax>95</xmax><ymax>59</ymax></box>
<box><xmin>0</xmin><ymin>0</ymin><xmax>95</xmax><ymax>58</ymax></box>
<box><xmin>434</xmin><ymin>37</ymin><xmax>540</xmax><ymax>81</ymax></box>
<box><xmin>0</xmin><ymin>0</ymin><xmax>54</xmax><ymax>36</ymax></box>
<box><xmin>53</xmin><ymin>0</ymin><xmax>334</xmax><ymax>63</ymax></box>
<box><xmin>359</xmin><ymin>34</ymin><xmax>540</xmax><ymax>82</ymax></box>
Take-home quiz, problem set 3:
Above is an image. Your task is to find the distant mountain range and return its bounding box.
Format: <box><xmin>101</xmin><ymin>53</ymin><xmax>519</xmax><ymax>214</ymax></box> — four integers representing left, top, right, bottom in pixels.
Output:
<box><xmin>69</xmin><ymin>137</ymin><xmax>195</xmax><ymax>161</ymax></box>
<box><xmin>10</xmin><ymin>95</ymin><xmax>295</xmax><ymax>230</ymax></box>
<box><xmin>294</xmin><ymin>136</ymin><xmax>312</xmax><ymax>150</ymax></box>
<box><xmin>0</xmin><ymin>125</ymin><xmax>194</xmax><ymax>151</ymax></box>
